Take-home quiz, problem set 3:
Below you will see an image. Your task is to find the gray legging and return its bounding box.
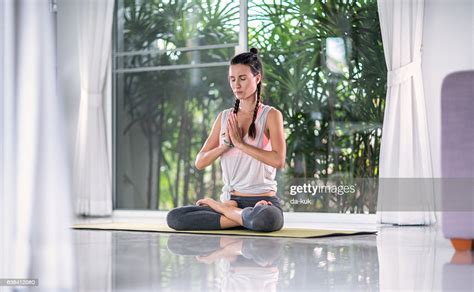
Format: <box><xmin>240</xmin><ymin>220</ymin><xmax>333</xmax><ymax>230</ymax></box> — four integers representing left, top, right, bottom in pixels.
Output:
<box><xmin>167</xmin><ymin>195</ymin><xmax>284</xmax><ymax>232</ymax></box>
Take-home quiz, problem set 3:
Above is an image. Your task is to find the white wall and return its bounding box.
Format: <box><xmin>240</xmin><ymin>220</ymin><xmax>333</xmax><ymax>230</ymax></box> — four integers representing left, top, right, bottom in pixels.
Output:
<box><xmin>422</xmin><ymin>0</ymin><xmax>474</xmax><ymax>177</ymax></box>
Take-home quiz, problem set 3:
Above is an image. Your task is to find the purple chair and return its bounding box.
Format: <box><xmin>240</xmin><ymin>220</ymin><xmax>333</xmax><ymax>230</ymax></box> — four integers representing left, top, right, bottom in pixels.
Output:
<box><xmin>441</xmin><ymin>70</ymin><xmax>474</xmax><ymax>251</ymax></box>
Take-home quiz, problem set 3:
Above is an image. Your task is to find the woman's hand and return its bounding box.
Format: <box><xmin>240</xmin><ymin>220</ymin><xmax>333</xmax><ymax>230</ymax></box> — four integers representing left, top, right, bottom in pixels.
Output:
<box><xmin>221</xmin><ymin>123</ymin><xmax>233</xmax><ymax>150</ymax></box>
<box><xmin>228</xmin><ymin>112</ymin><xmax>244</xmax><ymax>148</ymax></box>
<box><xmin>196</xmin><ymin>198</ymin><xmax>226</xmax><ymax>214</ymax></box>
<box><xmin>196</xmin><ymin>198</ymin><xmax>214</xmax><ymax>207</ymax></box>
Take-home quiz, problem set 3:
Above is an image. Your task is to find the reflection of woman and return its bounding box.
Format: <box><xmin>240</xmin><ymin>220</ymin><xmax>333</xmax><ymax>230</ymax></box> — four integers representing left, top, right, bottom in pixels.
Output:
<box><xmin>167</xmin><ymin>48</ymin><xmax>286</xmax><ymax>232</ymax></box>
<box><xmin>207</xmin><ymin>238</ymin><xmax>282</xmax><ymax>292</ymax></box>
<box><xmin>167</xmin><ymin>235</ymin><xmax>283</xmax><ymax>292</ymax></box>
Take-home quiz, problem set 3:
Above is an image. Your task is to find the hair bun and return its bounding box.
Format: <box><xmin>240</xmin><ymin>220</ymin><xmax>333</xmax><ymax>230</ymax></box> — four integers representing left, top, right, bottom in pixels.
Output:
<box><xmin>250</xmin><ymin>47</ymin><xmax>258</xmax><ymax>55</ymax></box>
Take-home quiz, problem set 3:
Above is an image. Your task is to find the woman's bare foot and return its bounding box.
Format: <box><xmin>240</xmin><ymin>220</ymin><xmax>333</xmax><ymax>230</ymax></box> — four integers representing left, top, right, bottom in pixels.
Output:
<box><xmin>255</xmin><ymin>200</ymin><xmax>273</xmax><ymax>207</ymax></box>
<box><xmin>196</xmin><ymin>238</ymin><xmax>243</xmax><ymax>264</ymax></box>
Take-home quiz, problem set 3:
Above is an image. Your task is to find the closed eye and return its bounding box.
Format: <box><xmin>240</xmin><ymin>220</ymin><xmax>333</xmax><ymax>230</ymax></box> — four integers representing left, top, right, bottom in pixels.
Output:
<box><xmin>229</xmin><ymin>76</ymin><xmax>247</xmax><ymax>81</ymax></box>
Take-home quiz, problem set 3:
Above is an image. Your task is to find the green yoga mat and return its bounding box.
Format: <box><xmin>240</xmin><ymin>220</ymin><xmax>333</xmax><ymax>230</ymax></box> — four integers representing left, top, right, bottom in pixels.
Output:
<box><xmin>73</xmin><ymin>222</ymin><xmax>376</xmax><ymax>238</ymax></box>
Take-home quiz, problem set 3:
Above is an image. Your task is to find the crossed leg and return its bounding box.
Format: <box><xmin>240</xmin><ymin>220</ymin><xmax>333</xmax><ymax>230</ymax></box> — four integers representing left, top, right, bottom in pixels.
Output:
<box><xmin>197</xmin><ymin>199</ymin><xmax>243</xmax><ymax>228</ymax></box>
<box><xmin>167</xmin><ymin>198</ymin><xmax>281</xmax><ymax>231</ymax></box>
<box><xmin>220</xmin><ymin>212</ymin><xmax>242</xmax><ymax>229</ymax></box>
<box><xmin>196</xmin><ymin>198</ymin><xmax>278</xmax><ymax>229</ymax></box>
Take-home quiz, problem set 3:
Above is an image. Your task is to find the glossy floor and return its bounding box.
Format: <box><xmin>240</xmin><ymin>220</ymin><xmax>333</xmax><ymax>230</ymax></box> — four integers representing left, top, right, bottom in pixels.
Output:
<box><xmin>73</xmin><ymin>218</ymin><xmax>473</xmax><ymax>291</ymax></box>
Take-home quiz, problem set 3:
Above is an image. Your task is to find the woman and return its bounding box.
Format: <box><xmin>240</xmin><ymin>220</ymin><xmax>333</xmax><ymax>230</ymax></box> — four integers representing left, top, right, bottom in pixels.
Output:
<box><xmin>167</xmin><ymin>47</ymin><xmax>286</xmax><ymax>232</ymax></box>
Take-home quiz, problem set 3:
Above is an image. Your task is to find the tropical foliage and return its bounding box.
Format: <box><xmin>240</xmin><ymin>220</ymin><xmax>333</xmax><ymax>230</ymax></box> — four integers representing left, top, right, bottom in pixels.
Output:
<box><xmin>114</xmin><ymin>0</ymin><xmax>386</xmax><ymax>213</ymax></box>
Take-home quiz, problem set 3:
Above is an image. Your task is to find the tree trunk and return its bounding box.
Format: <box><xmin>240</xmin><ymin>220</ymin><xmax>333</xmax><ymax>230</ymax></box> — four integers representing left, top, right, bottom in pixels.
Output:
<box><xmin>173</xmin><ymin>96</ymin><xmax>188</xmax><ymax>207</ymax></box>
<box><xmin>183</xmin><ymin>112</ymin><xmax>192</xmax><ymax>206</ymax></box>
<box><xmin>149</xmin><ymin>133</ymin><xmax>159</xmax><ymax>210</ymax></box>
<box><xmin>145</xmin><ymin>119</ymin><xmax>155</xmax><ymax>209</ymax></box>
<box><xmin>155</xmin><ymin>105</ymin><xmax>165</xmax><ymax>209</ymax></box>
<box><xmin>174</xmin><ymin>129</ymin><xmax>183</xmax><ymax>208</ymax></box>
<box><xmin>196</xmin><ymin>114</ymin><xmax>208</xmax><ymax>200</ymax></box>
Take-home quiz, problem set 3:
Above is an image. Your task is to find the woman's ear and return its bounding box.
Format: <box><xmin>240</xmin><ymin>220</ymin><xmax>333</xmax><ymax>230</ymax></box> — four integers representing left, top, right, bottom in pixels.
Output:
<box><xmin>256</xmin><ymin>73</ymin><xmax>262</xmax><ymax>84</ymax></box>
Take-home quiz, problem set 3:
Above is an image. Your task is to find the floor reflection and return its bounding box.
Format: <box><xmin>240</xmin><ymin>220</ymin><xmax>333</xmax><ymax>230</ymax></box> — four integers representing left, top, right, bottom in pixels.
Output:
<box><xmin>443</xmin><ymin>250</ymin><xmax>474</xmax><ymax>291</ymax></box>
<box><xmin>376</xmin><ymin>225</ymin><xmax>438</xmax><ymax>291</ymax></box>
<box><xmin>167</xmin><ymin>235</ymin><xmax>283</xmax><ymax>291</ymax></box>
<box><xmin>74</xmin><ymin>231</ymin><xmax>380</xmax><ymax>291</ymax></box>
<box><xmin>73</xmin><ymin>223</ymin><xmax>474</xmax><ymax>291</ymax></box>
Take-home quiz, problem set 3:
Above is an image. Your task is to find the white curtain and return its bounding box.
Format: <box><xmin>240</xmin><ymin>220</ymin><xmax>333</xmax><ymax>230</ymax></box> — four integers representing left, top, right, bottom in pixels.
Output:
<box><xmin>74</xmin><ymin>0</ymin><xmax>115</xmax><ymax>216</ymax></box>
<box><xmin>0</xmin><ymin>0</ymin><xmax>74</xmax><ymax>290</ymax></box>
<box><xmin>376</xmin><ymin>0</ymin><xmax>436</xmax><ymax>225</ymax></box>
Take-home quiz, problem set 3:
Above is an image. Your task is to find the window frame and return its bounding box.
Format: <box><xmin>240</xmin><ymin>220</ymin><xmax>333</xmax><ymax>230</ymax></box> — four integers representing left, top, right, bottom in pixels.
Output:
<box><xmin>111</xmin><ymin>0</ymin><xmax>378</xmax><ymax>222</ymax></box>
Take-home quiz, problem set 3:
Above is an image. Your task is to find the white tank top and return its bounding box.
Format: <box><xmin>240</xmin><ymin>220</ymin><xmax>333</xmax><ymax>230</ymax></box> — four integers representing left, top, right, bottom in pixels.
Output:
<box><xmin>219</xmin><ymin>104</ymin><xmax>278</xmax><ymax>202</ymax></box>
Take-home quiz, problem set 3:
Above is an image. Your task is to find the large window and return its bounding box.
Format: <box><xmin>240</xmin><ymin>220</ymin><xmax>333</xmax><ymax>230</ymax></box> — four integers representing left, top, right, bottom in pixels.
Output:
<box><xmin>114</xmin><ymin>0</ymin><xmax>386</xmax><ymax>213</ymax></box>
<box><xmin>114</xmin><ymin>0</ymin><xmax>242</xmax><ymax>210</ymax></box>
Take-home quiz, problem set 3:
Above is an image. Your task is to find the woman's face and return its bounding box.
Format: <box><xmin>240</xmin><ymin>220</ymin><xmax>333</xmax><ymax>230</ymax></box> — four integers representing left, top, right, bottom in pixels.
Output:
<box><xmin>228</xmin><ymin>64</ymin><xmax>261</xmax><ymax>101</ymax></box>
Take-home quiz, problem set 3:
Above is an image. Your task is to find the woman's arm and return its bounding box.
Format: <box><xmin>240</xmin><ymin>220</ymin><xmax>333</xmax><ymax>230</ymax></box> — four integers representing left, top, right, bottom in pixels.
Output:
<box><xmin>195</xmin><ymin>112</ymin><xmax>231</xmax><ymax>170</ymax></box>
<box><xmin>228</xmin><ymin>108</ymin><xmax>286</xmax><ymax>169</ymax></box>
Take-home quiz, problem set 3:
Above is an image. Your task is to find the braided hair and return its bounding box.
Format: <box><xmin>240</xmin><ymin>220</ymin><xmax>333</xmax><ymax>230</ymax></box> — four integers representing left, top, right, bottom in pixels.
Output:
<box><xmin>230</xmin><ymin>47</ymin><xmax>263</xmax><ymax>140</ymax></box>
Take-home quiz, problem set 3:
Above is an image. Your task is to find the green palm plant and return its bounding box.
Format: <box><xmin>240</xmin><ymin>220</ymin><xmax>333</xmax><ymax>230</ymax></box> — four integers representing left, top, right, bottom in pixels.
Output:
<box><xmin>117</xmin><ymin>0</ymin><xmax>238</xmax><ymax>209</ymax></box>
<box><xmin>248</xmin><ymin>0</ymin><xmax>385</xmax><ymax>213</ymax></box>
<box><xmin>116</xmin><ymin>0</ymin><xmax>385</xmax><ymax>213</ymax></box>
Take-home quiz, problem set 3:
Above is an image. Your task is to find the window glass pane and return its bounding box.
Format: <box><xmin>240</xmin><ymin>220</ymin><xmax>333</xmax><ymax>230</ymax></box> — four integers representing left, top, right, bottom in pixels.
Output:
<box><xmin>114</xmin><ymin>0</ymin><xmax>386</xmax><ymax>213</ymax></box>
<box><xmin>115</xmin><ymin>0</ymin><xmax>240</xmax><ymax>71</ymax></box>
<box><xmin>116</xmin><ymin>67</ymin><xmax>233</xmax><ymax>209</ymax></box>
<box><xmin>115</xmin><ymin>0</ymin><xmax>240</xmax><ymax>210</ymax></box>
<box><xmin>248</xmin><ymin>0</ymin><xmax>386</xmax><ymax>213</ymax></box>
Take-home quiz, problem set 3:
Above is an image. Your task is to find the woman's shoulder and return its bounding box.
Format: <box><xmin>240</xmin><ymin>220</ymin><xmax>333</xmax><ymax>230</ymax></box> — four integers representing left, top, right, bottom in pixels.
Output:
<box><xmin>263</xmin><ymin>106</ymin><xmax>283</xmax><ymax>128</ymax></box>
<box><xmin>220</xmin><ymin>107</ymin><xmax>234</xmax><ymax>116</ymax></box>
<box><xmin>216</xmin><ymin>108</ymin><xmax>233</xmax><ymax>124</ymax></box>
<box><xmin>216</xmin><ymin>108</ymin><xmax>233</xmax><ymax>116</ymax></box>
<box><xmin>264</xmin><ymin>105</ymin><xmax>283</xmax><ymax>118</ymax></box>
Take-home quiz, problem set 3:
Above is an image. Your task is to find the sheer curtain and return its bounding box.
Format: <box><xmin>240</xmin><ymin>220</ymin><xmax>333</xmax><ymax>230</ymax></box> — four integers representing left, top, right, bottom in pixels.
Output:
<box><xmin>0</xmin><ymin>0</ymin><xmax>74</xmax><ymax>290</ymax></box>
<box><xmin>376</xmin><ymin>0</ymin><xmax>436</xmax><ymax>225</ymax></box>
<box><xmin>74</xmin><ymin>0</ymin><xmax>115</xmax><ymax>216</ymax></box>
